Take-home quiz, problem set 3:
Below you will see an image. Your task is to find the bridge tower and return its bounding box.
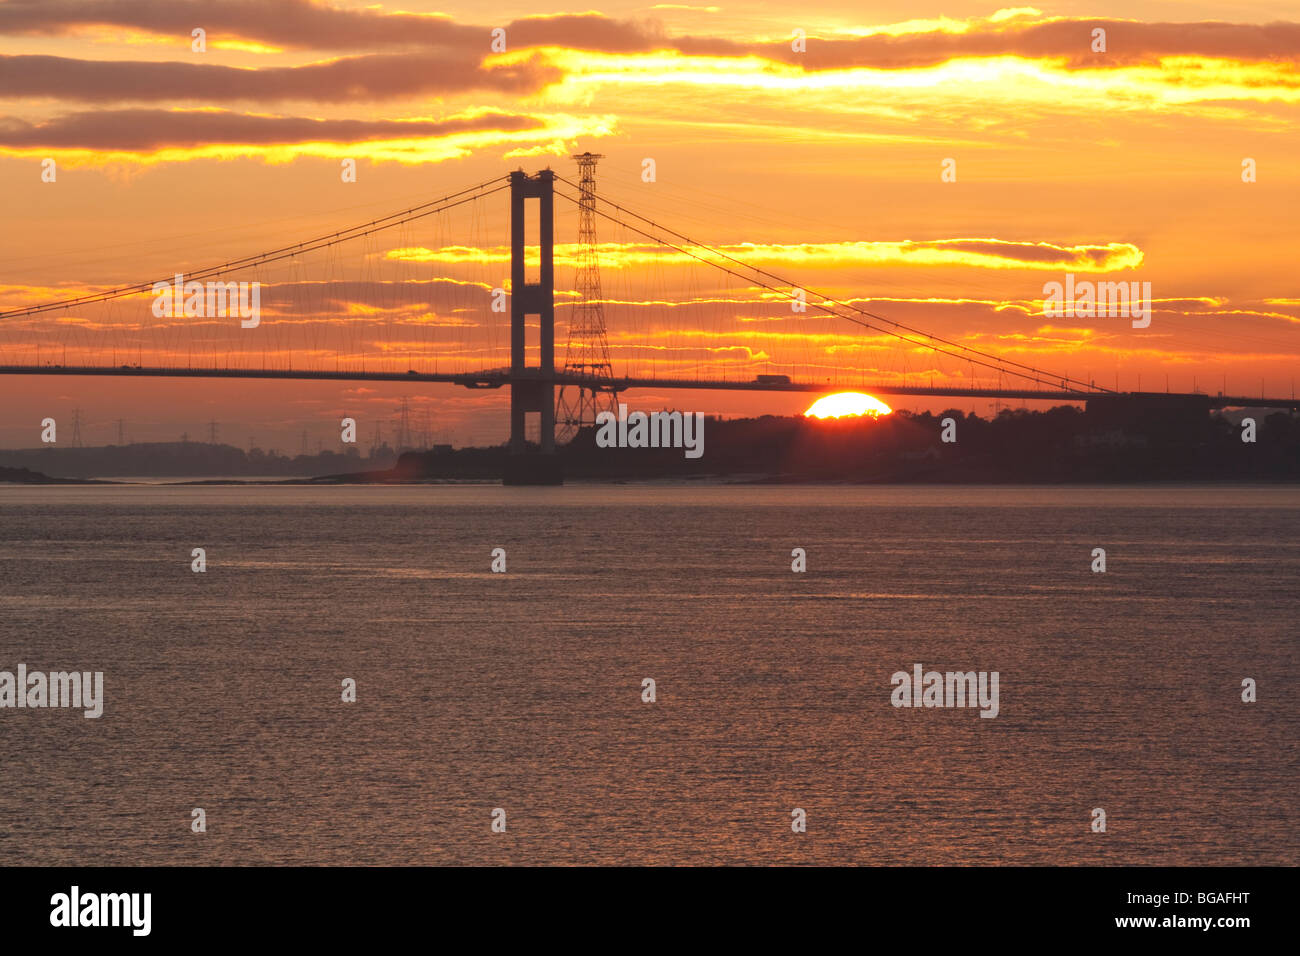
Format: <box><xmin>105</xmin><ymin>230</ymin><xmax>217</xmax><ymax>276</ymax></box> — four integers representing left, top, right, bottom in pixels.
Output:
<box><xmin>555</xmin><ymin>152</ymin><xmax>618</xmax><ymax>443</ymax></box>
<box><xmin>504</xmin><ymin>169</ymin><xmax>562</xmax><ymax>484</ymax></box>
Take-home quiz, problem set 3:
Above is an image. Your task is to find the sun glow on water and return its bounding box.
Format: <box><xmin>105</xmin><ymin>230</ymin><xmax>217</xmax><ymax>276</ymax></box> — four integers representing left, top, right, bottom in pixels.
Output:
<box><xmin>804</xmin><ymin>392</ymin><xmax>893</xmax><ymax>419</ymax></box>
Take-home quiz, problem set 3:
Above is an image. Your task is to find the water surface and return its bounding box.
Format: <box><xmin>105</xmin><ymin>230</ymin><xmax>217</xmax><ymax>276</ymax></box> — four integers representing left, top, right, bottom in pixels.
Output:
<box><xmin>1</xmin><ymin>484</ymin><xmax>1295</xmax><ymax>865</ymax></box>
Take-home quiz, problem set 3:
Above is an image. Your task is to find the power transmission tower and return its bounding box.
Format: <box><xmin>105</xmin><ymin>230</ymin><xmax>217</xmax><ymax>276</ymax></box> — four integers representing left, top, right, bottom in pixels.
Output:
<box><xmin>117</xmin><ymin>419</ymin><xmax>125</xmax><ymax>445</ymax></box>
<box><xmin>556</xmin><ymin>152</ymin><xmax>618</xmax><ymax>444</ymax></box>
<box><xmin>208</xmin><ymin>420</ymin><xmax>219</xmax><ymax>444</ymax></box>
<box><xmin>71</xmin><ymin>408</ymin><xmax>83</xmax><ymax>447</ymax></box>
<box><xmin>395</xmin><ymin>396</ymin><xmax>412</xmax><ymax>451</ymax></box>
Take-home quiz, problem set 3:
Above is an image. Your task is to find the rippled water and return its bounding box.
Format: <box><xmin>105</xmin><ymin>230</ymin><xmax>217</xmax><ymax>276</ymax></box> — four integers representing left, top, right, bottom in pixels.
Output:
<box><xmin>0</xmin><ymin>484</ymin><xmax>1296</xmax><ymax>865</ymax></box>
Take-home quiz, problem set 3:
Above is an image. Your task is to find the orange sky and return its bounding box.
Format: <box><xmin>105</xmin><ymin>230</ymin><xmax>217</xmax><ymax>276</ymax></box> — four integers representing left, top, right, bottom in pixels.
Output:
<box><xmin>1</xmin><ymin>0</ymin><xmax>1298</xmax><ymax>450</ymax></box>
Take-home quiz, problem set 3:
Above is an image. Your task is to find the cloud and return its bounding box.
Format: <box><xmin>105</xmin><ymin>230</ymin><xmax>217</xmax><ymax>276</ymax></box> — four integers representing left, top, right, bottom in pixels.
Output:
<box><xmin>0</xmin><ymin>0</ymin><xmax>478</xmax><ymax>49</ymax></box>
<box><xmin>0</xmin><ymin>107</ymin><xmax>545</xmax><ymax>150</ymax></box>
<box><xmin>387</xmin><ymin>239</ymin><xmax>1145</xmax><ymax>272</ymax></box>
<box><xmin>5</xmin><ymin>8</ymin><xmax>1297</xmax><ymax>116</ymax></box>
<box><xmin>676</xmin><ymin>18</ymin><xmax>1300</xmax><ymax>70</ymax></box>
<box><xmin>0</xmin><ymin>51</ymin><xmax>561</xmax><ymax>103</ymax></box>
<box><xmin>0</xmin><ymin>2</ymin><xmax>661</xmax><ymax>53</ymax></box>
<box><xmin>6</xmin><ymin>4</ymin><xmax>1297</xmax><ymax>70</ymax></box>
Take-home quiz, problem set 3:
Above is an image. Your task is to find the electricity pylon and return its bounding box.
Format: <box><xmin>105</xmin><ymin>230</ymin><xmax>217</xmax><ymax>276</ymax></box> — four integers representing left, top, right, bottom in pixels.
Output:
<box><xmin>555</xmin><ymin>152</ymin><xmax>618</xmax><ymax>444</ymax></box>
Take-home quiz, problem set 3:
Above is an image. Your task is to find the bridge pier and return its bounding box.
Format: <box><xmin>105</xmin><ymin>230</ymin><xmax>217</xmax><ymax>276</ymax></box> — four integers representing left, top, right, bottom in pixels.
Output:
<box><xmin>505</xmin><ymin>169</ymin><xmax>562</xmax><ymax>485</ymax></box>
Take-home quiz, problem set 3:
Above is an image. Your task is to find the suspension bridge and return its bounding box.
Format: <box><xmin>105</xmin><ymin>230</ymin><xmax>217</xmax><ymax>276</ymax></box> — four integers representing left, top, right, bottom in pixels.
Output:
<box><xmin>2</xmin><ymin>162</ymin><xmax>1295</xmax><ymax>482</ymax></box>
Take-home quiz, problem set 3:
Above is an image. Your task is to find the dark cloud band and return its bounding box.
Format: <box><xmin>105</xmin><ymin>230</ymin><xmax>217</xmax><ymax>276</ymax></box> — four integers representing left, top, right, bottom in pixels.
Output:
<box><xmin>0</xmin><ymin>108</ymin><xmax>544</xmax><ymax>149</ymax></box>
<box><xmin>0</xmin><ymin>51</ymin><xmax>560</xmax><ymax>103</ymax></box>
<box><xmin>1</xmin><ymin>2</ymin><xmax>1294</xmax><ymax>68</ymax></box>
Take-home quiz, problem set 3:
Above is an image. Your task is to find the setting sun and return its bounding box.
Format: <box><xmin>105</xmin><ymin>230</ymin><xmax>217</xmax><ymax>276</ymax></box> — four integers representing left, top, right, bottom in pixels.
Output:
<box><xmin>804</xmin><ymin>392</ymin><xmax>894</xmax><ymax>419</ymax></box>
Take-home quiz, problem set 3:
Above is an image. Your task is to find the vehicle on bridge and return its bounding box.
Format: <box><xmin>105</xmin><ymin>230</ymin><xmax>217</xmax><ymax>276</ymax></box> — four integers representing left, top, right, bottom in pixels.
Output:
<box><xmin>755</xmin><ymin>374</ymin><xmax>791</xmax><ymax>385</ymax></box>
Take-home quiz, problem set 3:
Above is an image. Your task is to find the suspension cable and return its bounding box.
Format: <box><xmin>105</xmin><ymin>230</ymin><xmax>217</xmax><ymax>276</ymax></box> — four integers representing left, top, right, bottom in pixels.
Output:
<box><xmin>555</xmin><ymin>173</ymin><xmax>1109</xmax><ymax>394</ymax></box>
<box><xmin>1</xmin><ymin>176</ymin><xmax>511</xmax><ymax>319</ymax></box>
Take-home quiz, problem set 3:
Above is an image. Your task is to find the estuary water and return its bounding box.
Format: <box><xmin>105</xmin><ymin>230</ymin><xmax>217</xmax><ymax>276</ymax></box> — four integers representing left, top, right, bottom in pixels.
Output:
<box><xmin>0</xmin><ymin>483</ymin><xmax>1296</xmax><ymax>865</ymax></box>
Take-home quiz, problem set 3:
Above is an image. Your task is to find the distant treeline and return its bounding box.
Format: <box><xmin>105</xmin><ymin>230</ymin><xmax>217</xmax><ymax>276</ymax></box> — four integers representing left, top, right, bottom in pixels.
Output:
<box><xmin>0</xmin><ymin>465</ymin><xmax>86</xmax><ymax>484</ymax></box>
<box><xmin>0</xmin><ymin>442</ymin><xmax>396</xmax><ymax>479</ymax></box>
<box><xmin>369</xmin><ymin>403</ymin><xmax>1300</xmax><ymax>483</ymax></box>
<box><xmin>3</xmin><ymin>404</ymin><xmax>1297</xmax><ymax>483</ymax></box>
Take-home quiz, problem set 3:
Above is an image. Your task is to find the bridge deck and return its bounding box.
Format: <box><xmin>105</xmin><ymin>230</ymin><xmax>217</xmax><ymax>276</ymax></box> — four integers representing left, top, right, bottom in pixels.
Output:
<box><xmin>0</xmin><ymin>364</ymin><xmax>1295</xmax><ymax>409</ymax></box>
